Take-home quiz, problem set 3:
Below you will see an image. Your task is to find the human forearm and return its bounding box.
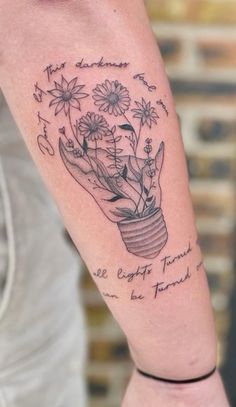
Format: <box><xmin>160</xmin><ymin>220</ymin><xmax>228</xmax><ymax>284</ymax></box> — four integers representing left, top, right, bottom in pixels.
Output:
<box><xmin>0</xmin><ymin>0</ymin><xmax>228</xmax><ymax>404</ymax></box>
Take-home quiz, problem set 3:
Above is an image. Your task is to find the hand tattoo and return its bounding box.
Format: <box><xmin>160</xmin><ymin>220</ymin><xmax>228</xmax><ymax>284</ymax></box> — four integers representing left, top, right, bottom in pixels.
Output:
<box><xmin>33</xmin><ymin>60</ymin><xmax>169</xmax><ymax>259</ymax></box>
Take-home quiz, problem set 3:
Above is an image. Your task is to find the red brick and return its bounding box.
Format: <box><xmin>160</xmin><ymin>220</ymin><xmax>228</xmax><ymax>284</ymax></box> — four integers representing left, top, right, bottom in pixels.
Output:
<box><xmin>157</xmin><ymin>37</ymin><xmax>182</xmax><ymax>63</ymax></box>
<box><xmin>198</xmin><ymin>119</ymin><xmax>236</xmax><ymax>143</ymax></box>
<box><xmin>146</xmin><ymin>0</ymin><xmax>236</xmax><ymax>24</ymax></box>
<box><xmin>89</xmin><ymin>340</ymin><xmax>129</xmax><ymax>362</ymax></box>
<box><xmin>200</xmin><ymin>233</ymin><xmax>234</xmax><ymax>257</ymax></box>
<box><xmin>198</xmin><ymin>41</ymin><xmax>236</xmax><ymax>68</ymax></box>
<box><xmin>86</xmin><ymin>304</ymin><xmax>110</xmax><ymax>326</ymax></box>
<box><xmin>188</xmin><ymin>155</ymin><xmax>235</xmax><ymax>180</ymax></box>
<box><xmin>171</xmin><ymin>79</ymin><xmax>236</xmax><ymax>103</ymax></box>
<box><xmin>191</xmin><ymin>188</ymin><xmax>235</xmax><ymax>219</ymax></box>
<box><xmin>87</xmin><ymin>374</ymin><xmax>109</xmax><ymax>398</ymax></box>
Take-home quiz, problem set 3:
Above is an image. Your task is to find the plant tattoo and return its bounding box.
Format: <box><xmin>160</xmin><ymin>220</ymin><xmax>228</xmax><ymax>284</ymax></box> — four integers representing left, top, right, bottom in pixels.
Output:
<box><xmin>34</xmin><ymin>62</ymin><xmax>169</xmax><ymax>259</ymax></box>
<box><xmin>48</xmin><ymin>76</ymin><xmax>89</xmax><ymax>115</ymax></box>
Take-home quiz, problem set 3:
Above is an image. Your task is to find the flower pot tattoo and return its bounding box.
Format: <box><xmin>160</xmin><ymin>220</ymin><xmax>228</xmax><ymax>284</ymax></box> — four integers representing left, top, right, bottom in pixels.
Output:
<box><xmin>33</xmin><ymin>60</ymin><xmax>169</xmax><ymax>259</ymax></box>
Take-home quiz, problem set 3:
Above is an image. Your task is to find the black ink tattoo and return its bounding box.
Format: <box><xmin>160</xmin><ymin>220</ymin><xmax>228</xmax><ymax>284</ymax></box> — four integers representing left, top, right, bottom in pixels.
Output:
<box><xmin>44</xmin><ymin>62</ymin><xmax>66</xmax><ymax>81</ymax></box>
<box><xmin>153</xmin><ymin>267</ymin><xmax>191</xmax><ymax>298</ymax></box>
<box><xmin>34</xmin><ymin>64</ymin><xmax>169</xmax><ymax>259</ymax></box>
<box><xmin>133</xmin><ymin>73</ymin><xmax>157</xmax><ymax>92</ymax></box>
<box><xmin>161</xmin><ymin>242</ymin><xmax>192</xmax><ymax>273</ymax></box>
<box><xmin>36</xmin><ymin>112</ymin><xmax>54</xmax><ymax>156</ymax></box>
<box><xmin>37</xmin><ymin>125</ymin><xmax>54</xmax><ymax>156</ymax></box>
<box><xmin>33</xmin><ymin>82</ymin><xmax>47</xmax><ymax>103</ymax></box>
<box><xmin>117</xmin><ymin>264</ymin><xmax>152</xmax><ymax>283</ymax></box>
<box><xmin>75</xmin><ymin>56</ymin><xmax>129</xmax><ymax>70</ymax></box>
<box><xmin>47</xmin><ymin>75</ymin><xmax>89</xmax><ymax>116</ymax></box>
<box><xmin>130</xmin><ymin>290</ymin><xmax>145</xmax><ymax>300</ymax></box>
<box><xmin>37</xmin><ymin>111</ymin><xmax>50</xmax><ymax>125</ymax></box>
<box><xmin>93</xmin><ymin>268</ymin><xmax>108</xmax><ymax>279</ymax></box>
<box><xmin>156</xmin><ymin>99</ymin><xmax>169</xmax><ymax>116</ymax></box>
<box><xmin>102</xmin><ymin>292</ymin><xmax>119</xmax><ymax>299</ymax></box>
<box><xmin>196</xmin><ymin>260</ymin><xmax>203</xmax><ymax>271</ymax></box>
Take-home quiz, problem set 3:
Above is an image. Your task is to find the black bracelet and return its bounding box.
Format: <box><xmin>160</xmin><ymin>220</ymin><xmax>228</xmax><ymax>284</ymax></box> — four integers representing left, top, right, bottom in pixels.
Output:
<box><xmin>136</xmin><ymin>366</ymin><xmax>217</xmax><ymax>384</ymax></box>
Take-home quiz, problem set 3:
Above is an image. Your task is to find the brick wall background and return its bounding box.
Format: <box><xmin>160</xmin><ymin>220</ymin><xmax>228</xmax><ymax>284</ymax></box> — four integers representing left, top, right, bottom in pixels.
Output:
<box><xmin>81</xmin><ymin>1</ymin><xmax>236</xmax><ymax>406</ymax></box>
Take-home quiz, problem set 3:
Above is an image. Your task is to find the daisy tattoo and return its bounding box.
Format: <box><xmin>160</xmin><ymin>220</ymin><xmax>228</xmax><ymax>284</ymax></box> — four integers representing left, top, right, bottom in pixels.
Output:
<box><xmin>78</xmin><ymin>112</ymin><xmax>109</xmax><ymax>142</ymax></box>
<box><xmin>92</xmin><ymin>80</ymin><xmax>130</xmax><ymax>116</ymax></box>
<box><xmin>33</xmin><ymin>64</ymin><xmax>169</xmax><ymax>260</ymax></box>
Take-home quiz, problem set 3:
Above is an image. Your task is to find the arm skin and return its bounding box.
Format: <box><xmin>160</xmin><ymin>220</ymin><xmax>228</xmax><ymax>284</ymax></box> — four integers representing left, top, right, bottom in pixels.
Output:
<box><xmin>0</xmin><ymin>1</ymin><xmax>229</xmax><ymax>405</ymax></box>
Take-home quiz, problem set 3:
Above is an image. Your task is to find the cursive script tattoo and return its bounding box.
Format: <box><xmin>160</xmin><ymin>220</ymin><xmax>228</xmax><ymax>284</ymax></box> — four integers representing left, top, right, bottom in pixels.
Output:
<box><xmin>37</xmin><ymin>111</ymin><xmax>50</xmax><ymax>125</ymax></box>
<box><xmin>37</xmin><ymin>124</ymin><xmax>54</xmax><ymax>156</ymax></box>
<box><xmin>75</xmin><ymin>56</ymin><xmax>129</xmax><ymax>69</ymax></box>
<box><xmin>152</xmin><ymin>267</ymin><xmax>191</xmax><ymax>298</ymax></box>
<box><xmin>133</xmin><ymin>73</ymin><xmax>157</xmax><ymax>92</ymax></box>
<box><xmin>117</xmin><ymin>264</ymin><xmax>152</xmax><ymax>283</ymax></box>
<box><xmin>161</xmin><ymin>242</ymin><xmax>192</xmax><ymax>273</ymax></box>
<box><xmin>44</xmin><ymin>62</ymin><xmax>66</xmax><ymax>81</ymax></box>
<box><xmin>36</xmin><ymin>112</ymin><xmax>54</xmax><ymax>156</ymax></box>
<box><xmin>156</xmin><ymin>99</ymin><xmax>169</xmax><ymax>116</ymax></box>
<box><xmin>33</xmin><ymin>82</ymin><xmax>47</xmax><ymax>103</ymax></box>
<box><xmin>196</xmin><ymin>260</ymin><xmax>203</xmax><ymax>271</ymax></box>
<box><xmin>130</xmin><ymin>290</ymin><xmax>145</xmax><ymax>300</ymax></box>
<box><xmin>102</xmin><ymin>292</ymin><xmax>119</xmax><ymax>299</ymax></box>
<box><xmin>93</xmin><ymin>268</ymin><xmax>108</xmax><ymax>279</ymax></box>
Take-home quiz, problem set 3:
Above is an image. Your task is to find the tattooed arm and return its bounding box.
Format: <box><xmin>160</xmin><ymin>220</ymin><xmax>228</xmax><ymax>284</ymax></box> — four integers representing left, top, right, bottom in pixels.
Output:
<box><xmin>0</xmin><ymin>1</ymin><xmax>229</xmax><ymax>405</ymax></box>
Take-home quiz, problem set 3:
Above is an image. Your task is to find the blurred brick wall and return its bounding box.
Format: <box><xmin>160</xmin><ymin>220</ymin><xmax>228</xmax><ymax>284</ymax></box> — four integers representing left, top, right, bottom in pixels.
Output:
<box><xmin>81</xmin><ymin>2</ymin><xmax>236</xmax><ymax>406</ymax></box>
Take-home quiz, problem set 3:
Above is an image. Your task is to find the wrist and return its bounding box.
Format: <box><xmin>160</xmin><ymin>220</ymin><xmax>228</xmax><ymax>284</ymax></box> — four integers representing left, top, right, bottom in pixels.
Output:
<box><xmin>122</xmin><ymin>368</ymin><xmax>229</xmax><ymax>407</ymax></box>
<box><xmin>128</xmin><ymin>335</ymin><xmax>217</xmax><ymax>383</ymax></box>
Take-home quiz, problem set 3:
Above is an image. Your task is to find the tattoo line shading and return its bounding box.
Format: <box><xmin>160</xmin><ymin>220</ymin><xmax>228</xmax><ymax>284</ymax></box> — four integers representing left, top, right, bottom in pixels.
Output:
<box><xmin>35</xmin><ymin>72</ymin><xmax>169</xmax><ymax>259</ymax></box>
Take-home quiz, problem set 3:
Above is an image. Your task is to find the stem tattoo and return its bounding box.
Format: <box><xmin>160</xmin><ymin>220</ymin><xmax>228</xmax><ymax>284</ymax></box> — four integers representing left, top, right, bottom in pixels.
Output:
<box><xmin>33</xmin><ymin>60</ymin><xmax>170</xmax><ymax>259</ymax></box>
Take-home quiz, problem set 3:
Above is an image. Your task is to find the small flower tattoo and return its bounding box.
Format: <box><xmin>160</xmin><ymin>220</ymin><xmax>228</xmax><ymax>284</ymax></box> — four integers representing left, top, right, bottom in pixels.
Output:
<box><xmin>73</xmin><ymin>148</ymin><xmax>83</xmax><ymax>158</ymax></box>
<box><xmin>78</xmin><ymin>112</ymin><xmax>109</xmax><ymax>141</ymax></box>
<box><xmin>66</xmin><ymin>139</ymin><xmax>74</xmax><ymax>148</ymax></box>
<box><xmin>147</xmin><ymin>169</ymin><xmax>156</xmax><ymax>178</ymax></box>
<box><xmin>48</xmin><ymin>75</ymin><xmax>89</xmax><ymax>116</ymax></box>
<box><xmin>92</xmin><ymin>80</ymin><xmax>130</xmax><ymax>116</ymax></box>
<box><xmin>144</xmin><ymin>144</ymin><xmax>152</xmax><ymax>154</ymax></box>
<box><xmin>132</xmin><ymin>98</ymin><xmax>159</xmax><ymax>128</ymax></box>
